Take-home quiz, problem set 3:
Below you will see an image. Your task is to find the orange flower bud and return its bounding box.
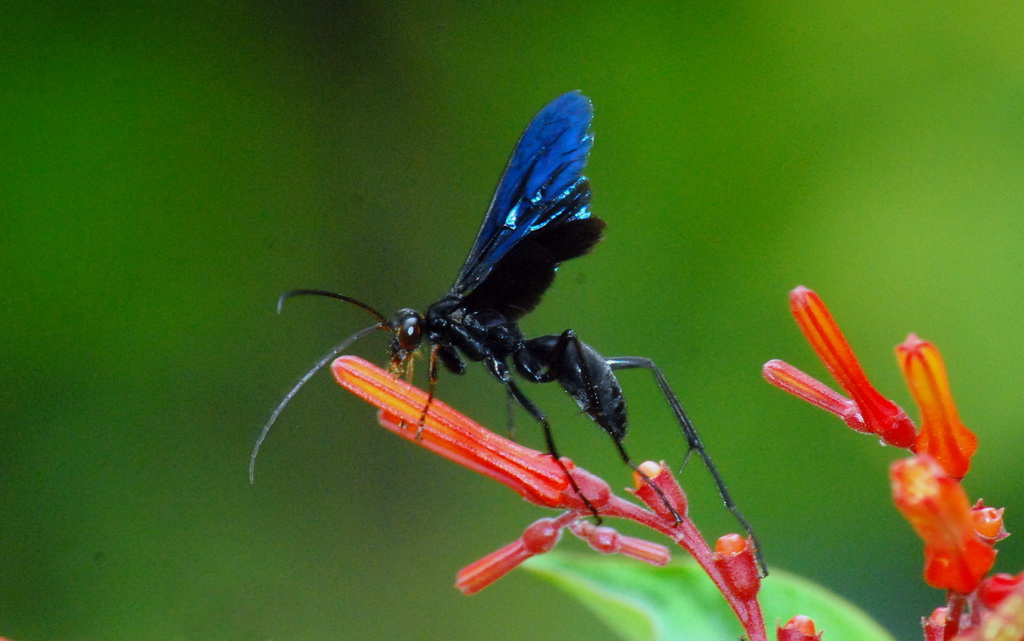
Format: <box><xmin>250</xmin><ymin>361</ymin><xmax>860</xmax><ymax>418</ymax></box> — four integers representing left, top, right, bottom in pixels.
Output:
<box><xmin>971</xmin><ymin>502</ymin><xmax>1008</xmax><ymax>544</ymax></box>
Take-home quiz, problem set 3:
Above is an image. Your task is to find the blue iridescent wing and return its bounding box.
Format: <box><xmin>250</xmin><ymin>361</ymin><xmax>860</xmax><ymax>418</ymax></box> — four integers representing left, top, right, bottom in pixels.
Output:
<box><xmin>451</xmin><ymin>91</ymin><xmax>605</xmax><ymax>320</ymax></box>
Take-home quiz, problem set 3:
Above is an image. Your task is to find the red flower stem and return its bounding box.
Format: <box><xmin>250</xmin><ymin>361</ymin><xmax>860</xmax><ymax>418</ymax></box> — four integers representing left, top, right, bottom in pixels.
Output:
<box><xmin>944</xmin><ymin>591</ymin><xmax>966</xmax><ymax>639</ymax></box>
<box><xmin>598</xmin><ymin>491</ymin><xmax>765</xmax><ymax>639</ymax></box>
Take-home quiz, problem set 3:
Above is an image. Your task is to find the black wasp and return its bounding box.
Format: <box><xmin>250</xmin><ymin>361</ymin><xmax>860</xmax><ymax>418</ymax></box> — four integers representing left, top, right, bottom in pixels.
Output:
<box><xmin>251</xmin><ymin>92</ymin><xmax>761</xmax><ymax>567</ymax></box>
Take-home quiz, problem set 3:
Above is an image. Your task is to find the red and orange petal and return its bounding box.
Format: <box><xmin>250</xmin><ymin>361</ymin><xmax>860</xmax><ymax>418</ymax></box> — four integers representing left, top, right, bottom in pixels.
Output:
<box><xmin>788</xmin><ymin>287</ymin><xmax>916</xmax><ymax>447</ymax></box>
<box><xmin>923</xmin><ymin>544</ymin><xmax>997</xmax><ymax>596</ymax></box>
<box><xmin>978</xmin><ymin>572</ymin><xmax>1024</xmax><ymax>610</ymax></box>
<box><xmin>896</xmin><ymin>334</ymin><xmax>978</xmax><ymax>479</ymax></box>
<box><xmin>891</xmin><ymin>456</ymin><xmax>996</xmax><ymax>593</ymax></box>
<box><xmin>333</xmin><ymin>355</ymin><xmax>572</xmax><ymax>507</ymax></box>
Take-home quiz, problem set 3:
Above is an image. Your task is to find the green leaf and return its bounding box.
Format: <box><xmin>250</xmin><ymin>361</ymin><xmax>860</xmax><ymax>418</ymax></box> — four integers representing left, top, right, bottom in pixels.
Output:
<box><xmin>524</xmin><ymin>553</ymin><xmax>897</xmax><ymax>641</ymax></box>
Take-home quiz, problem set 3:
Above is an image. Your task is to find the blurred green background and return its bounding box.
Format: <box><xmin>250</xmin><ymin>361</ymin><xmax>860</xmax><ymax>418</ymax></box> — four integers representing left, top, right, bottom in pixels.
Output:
<box><xmin>4</xmin><ymin>2</ymin><xmax>1024</xmax><ymax>639</ymax></box>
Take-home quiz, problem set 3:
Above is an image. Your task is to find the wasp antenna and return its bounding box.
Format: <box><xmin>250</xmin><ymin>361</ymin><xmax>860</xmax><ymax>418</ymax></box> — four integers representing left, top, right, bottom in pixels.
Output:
<box><xmin>249</xmin><ymin>322</ymin><xmax>389</xmax><ymax>484</ymax></box>
<box><xmin>277</xmin><ymin>289</ymin><xmax>389</xmax><ymax>324</ymax></box>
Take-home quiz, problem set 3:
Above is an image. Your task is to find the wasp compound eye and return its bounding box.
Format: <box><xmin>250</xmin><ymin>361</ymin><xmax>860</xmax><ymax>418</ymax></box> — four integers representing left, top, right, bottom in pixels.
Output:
<box><xmin>397</xmin><ymin>313</ymin><xmax>423</xmax><ymax>351</ymax></box>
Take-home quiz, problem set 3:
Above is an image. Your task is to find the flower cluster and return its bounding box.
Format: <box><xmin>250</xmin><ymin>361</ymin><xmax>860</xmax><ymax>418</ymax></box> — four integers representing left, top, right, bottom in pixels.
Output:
<box><xmin>327</xmin><ymin>285</ymin><xmax>1020</xmax><ymax>640</ymax></box>
<box><xmin>764</xmin><ymin>286</ymin><xmax>1015</xmax><ymax>640</ymax></box>
<box><xmin>332</xmin><ymin>355</ymin><xmax>769</xmax><ymax>640</ymax></box>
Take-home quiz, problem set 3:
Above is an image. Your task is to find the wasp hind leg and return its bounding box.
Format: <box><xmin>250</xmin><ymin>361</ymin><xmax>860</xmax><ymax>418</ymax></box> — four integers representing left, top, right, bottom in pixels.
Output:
<box><xmin>606</xmin><ymin>355</ymin><xmax>766</xmax><ymax>575</ymax></box>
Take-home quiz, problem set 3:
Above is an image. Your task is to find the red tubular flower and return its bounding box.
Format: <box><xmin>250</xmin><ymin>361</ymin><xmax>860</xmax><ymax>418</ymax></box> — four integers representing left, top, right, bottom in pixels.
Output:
<box><xmin>455</xmin><ymin>516</ymin><xmax>566</xmax><ymax>595</ymax></box>
<box><xmin>896</xmin><ymin>334</ymin><xmax>978</xmax><ymax>479</ymax></box>
<box><xmin>786</xmin><ymin>287</ymin><xmax>916</xmax><ymax>447</ymax></box>
<box><xmin>332</xmin><ymin>355</ymin><xmax>608</xmax><ymax>510</ymax></box>
<box><xmin>454</xmin><ymin>512</ymin><xmax>673</xmax><ymax>595</ymax></box>
<box><xmin>762</xmin><ymin>359</ymin><xmax>870</xmax><ymax>434</ymax></box>
<box><xmin>890</xmin><ymin>455</ymin><xmax>996</xmax><ymax>594</ymax></box>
